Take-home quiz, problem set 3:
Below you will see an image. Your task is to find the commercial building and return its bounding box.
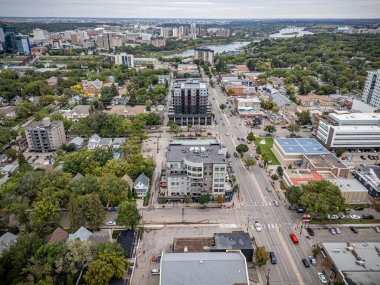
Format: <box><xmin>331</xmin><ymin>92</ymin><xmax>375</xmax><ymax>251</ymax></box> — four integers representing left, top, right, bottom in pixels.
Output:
<box><xmin>32</xmin><ymin>28</ymin><xmax>49</xmax><ymax>41</ymax></box>
<box><xmin>211</xmin><ymin>232</ymin><xmax>253</xmax><ymax>262</ymax></box>
<box><xmin>165</xmin><ymin>139</ymin><xmax>227</xmax><ymax>200</ymax></box>
<box><xmin>354</xmin><ymin>167</ymin><xmax>380</xmax><ymax>198</ymax></box>
<box><xmin>168</xmin><ymin>80</ymin><xmax>213</xmax><ymax>126</ymax></box>
<box><xmin>361</xmin><ymin>69</ymin><xmax>380</xmax><ymax>108</ymax></box>
<box><xmin>321</xmin><ymin>242</ymin><xmax>380</xmax><ymax>285</ymax></box>
<box><xmin>315</xmin><ymin>112</ymin><xmax>380</xmax><ymax>149</ymax></box>
<box><xmin>194</xmin><ymin>46</ymin><xmax>214</xmax><ymax>64</ymax></box>
<box><xmin>160</xmin><ymin>252</ymin><xmax>249</xmax><ymax>285</ymax></box>
<box><xmin>327</xmin><ymin>178</ymin><xmax>370</xmax><ymax>204</ymax></box>
<box><xmin>25</xmin><ymin>118</ymin><xmax>66</xmax><ymax>152</ymax></box>
<box><xmin>301</xmin><ymin>153</ymin><xmax>350</xmax><ymax>178</ymax></box>
<box><xmin>272</xmin><ymin>138</ymin><xmax>330</xmax><ymax>165</ymax></box>
<box><xmin>283</xmin><ymin>169</ymin><xmax>325</xmax><ymax>187</ymax></box>
<box><xmin>297</xmin><ymin>95</ymin><xmax>336</xmax><ymax>108</ymax></box>
<box><xmin>233</xmin><ymin>96</ymin><xmax>261</xmax><ymax>117</ymax></box>
<box><xmin>115</xmin><ymin>53</ymin><xmax>134</xmax><ymax>67</ymax></box>
<box><xmin>15</xmin><ymin>35</ymin><xmax>30</xmax><ymax>55</ymax></box>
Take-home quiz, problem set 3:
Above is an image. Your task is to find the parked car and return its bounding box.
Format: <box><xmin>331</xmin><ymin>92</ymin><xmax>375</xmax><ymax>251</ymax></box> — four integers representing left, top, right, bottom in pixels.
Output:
<box><xmin>354</xmin><ymin>207</ymin><xmax>364</xmax><ymax>211</ymax></box>
<box><xmin>306</xmin><ymin>228</ymin><xmax>315</xmax><ymax>236</ymax></box>
<box><xmin>350</xmin><ymin>214</ymin><xmax>361</xmax><ymax>220</ymax></box>
<box><xmin>350</xmin><ymin>226</ymin><xmax>359</xmax><ymax>234</ymax></box>
<box><xmin>151</xmin><ymin>269</ymin><xmax>160</xmax><ymax>275</ymax></box>
<box><xmin>326</xmin><ymin>214</ymin><xmax>339</xmax><ymax>220</ymax></box>
<box><xmin>329</xmin><ymin>228</ymin><xmax>337</xmax><ymax>235</ymax></box>
<box><xmin>255</xmin><ymin>221</ymin><xmax>262</xmax><ymax>232</ymax></box>
<box><xmin>302</xmin><ymin>258</ymin><xmax>310</xmax><ymax>268</ymax></box>
<box><xmin>296</xmin><ymin>209</ymin><xmax>304</xmax><ymax>213</ymax></box>
<box><xmin>273</xmin><ymin>200</ymin><xmax>279</xmax><ymax>207</ymax></box>
<box><xmin>233</xmin><ymin>152</ymin><xmax>239</xmax><ymax>157</ymax></box>
<box><xmin>362</xmin><ymin>214</ymin><xmax>374</xmax><ymax>219</ymax></box>
<box><xmin>106</xmin><ymin>220</ymin><xmax>116</xmax><ymax>226</ymax></box>
<box><xmin>266</xmin><ymin>187</ymin><xmax>272</xmax><ymax>192</ymax></box>
<box><xmin>374</xmin><ymin>226</ymin><xmax>380</xmax><ymax>233</ymax></box>
<box><xmin>334</xmin><ymin>227</ymin><xmax>341</xmax><ymax>234</ymax></box>
<box><xmin>318</xmin><ymin>272</ymin><xmax>327</xmax><ymax>284</ymax></box>
<box><xmin>308</xmin><ymin>256</ymin><xmax>317</xmax><ymax>265</ymax></box>
<box><xmin>156</xmin><ymin>255</ymin><xmax>162</xmax><ymax>263</ymax></box>
<box><xmin>269</xmin><ymin>251</ymin><xmax>276</xmax><ymax>264</ymax></box>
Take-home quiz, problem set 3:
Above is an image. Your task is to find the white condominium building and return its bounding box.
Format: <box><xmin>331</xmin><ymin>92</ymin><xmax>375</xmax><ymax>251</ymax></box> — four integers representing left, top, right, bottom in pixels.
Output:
<box><xmin>115</xmin><ymin>53</ymin><xmax>134</xmax><ymax>67</ymax></box>
<box><xmin>194</xmin><ymin>46</ymin><xmax>214</xmax><ymax>64</ymax></box>
<box><xmin>361</xmin><ymin>69</ymin><xmax>380</xmax><ymax>108</ymax></box>
<box><xmin>166</xmin><ymin>139</ymin><xmax>227</xmax><ymax>200</ymax></box>
<box><xmin>316</xmin><ymin>112</ymin><xmax>380</xmax><ymax>149</ymax></box>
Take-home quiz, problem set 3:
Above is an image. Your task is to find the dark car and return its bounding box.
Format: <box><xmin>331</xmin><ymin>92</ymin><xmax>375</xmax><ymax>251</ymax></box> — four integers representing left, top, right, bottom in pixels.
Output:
<box><xmin>269</xmin><ymin>252</ymin><xmax>276</xmax><ymax>264</ymax></box>
<box><xmin>306</xmin><ymin>228</ymin><xmax>315</xmax><ymax>236</ymax></box>
<box><xmin>296</xmin><ymin>209</ymin><xmax>304</xmax><ymax>213</ymax></box>
<box><xmin>302</xmin><ymin>259</ymin><xmax>310</xmax><ymax>268</ymax></box>
<box><xmin>354</xmin><ymin>207</ymin><xmax>364</xmax><ymax>211</ymax></box>
<box><xmin>350</xmin><ymin>226</ymin><xmax>359</xmax><ymax>234</ymax></box>
<box><xmin>233</xmin><ymin>152</ymin><xmax>239</xmax><ymax>157</ymax></box>
<box><xmin>362</xmin><ymin>214</ymin><xmax>374</xmax><ymax>219</ymax></box>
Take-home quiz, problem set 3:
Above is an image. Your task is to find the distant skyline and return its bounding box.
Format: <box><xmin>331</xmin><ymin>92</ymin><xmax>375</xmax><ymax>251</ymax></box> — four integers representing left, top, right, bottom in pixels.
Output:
<box><xmin>1</xmin><ymin>0</ymin><xmax>380</xmax><ymax>19</ymax></box>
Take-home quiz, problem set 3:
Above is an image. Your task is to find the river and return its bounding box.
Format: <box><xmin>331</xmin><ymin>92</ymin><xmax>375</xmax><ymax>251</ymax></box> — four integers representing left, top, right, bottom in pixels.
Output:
<box><xmin>163</xmin><ymin>41</ymin><xmax>251</xmax><ymax>58</ymax></box>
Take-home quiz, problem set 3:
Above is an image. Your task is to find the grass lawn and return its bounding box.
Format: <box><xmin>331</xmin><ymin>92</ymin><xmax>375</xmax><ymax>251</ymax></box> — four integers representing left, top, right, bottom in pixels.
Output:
<box><xmin>254</xmin><ymin>137</ymin><xmax>280</xmax><ymax>165</ymax></box>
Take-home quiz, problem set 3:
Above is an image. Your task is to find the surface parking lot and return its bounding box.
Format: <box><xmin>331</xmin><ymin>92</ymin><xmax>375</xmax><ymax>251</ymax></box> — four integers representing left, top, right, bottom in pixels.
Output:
<box><xmin>133</xmin><ymin>225</ymin><xmax>243</xmax><ymax>285</ymax></box>
<box><xmin>309</xmin><ymin>225</ymin><xmax>380</xmax><ymax>243</ymax></box>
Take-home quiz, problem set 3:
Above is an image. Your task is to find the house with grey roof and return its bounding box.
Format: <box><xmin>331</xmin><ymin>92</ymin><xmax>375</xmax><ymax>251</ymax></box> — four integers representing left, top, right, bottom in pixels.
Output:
<box><xmin>0</xmin><ymin>232</ymin><xmax>17</xmax><ymax>255</ymax></box>
<box><xmin>87</xmin><ymin>134</ymin><xmax>101</xmax><ymax>149</ymax></box>
<box><xmin>112</xmin><ymin>138</ymin><xmax>126</xmax><ymax>150</ymax></box>
<box><xmin>62</xmin><ymin>105</ymin><xmax>91</xmax><ymax>121</ymax></box>
<box><xmin>0</xmin><ymin>154</ymin><xmax>7</xmax><ymax>163</ymax></box>
<box><xmin>69</xmin><ymin>137</ymin><xmax>85</xmax><ymax>150</ymax></box>
<box><xmin>160</xmin><ymin>251</ymin><xmax>249</xmax><ymax>285</ymax></box>
<box><xmin>210</xmin><ymin>232</ymin><xmax>253</xmax><ymax>262</ymax></box>
<box><xmin>99</xmin><ymin>138</ymin><xmax>113</xmax><ymax>149</ymax></box>
<box><xmin>68</xmin><ymin>226</ymin><xmax>92</xmax><ymax>242</ymax></box>
<box><xmin>133</xmin><ymin>173</ymin><xmax>150</xmax><ymax>198</ymax></box>
<box><xmin>89</xmin><ymin>229</ymin><xmax>112</xmax><ymax>245</ymax></box>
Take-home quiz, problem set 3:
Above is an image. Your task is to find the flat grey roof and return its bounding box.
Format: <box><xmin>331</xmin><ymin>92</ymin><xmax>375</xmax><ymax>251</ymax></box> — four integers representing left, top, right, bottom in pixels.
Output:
<box><xmin>322</xmin><ymin>242</ymin><xmax>380</xmax><ymax>283</ymax></box>
<box><xmin>327</xmin><ymin>178</ymin><xmax>368</xmax><ymax>193</ymax></box>
<box><xmin>161</xmin><ymin>252</ymin><xmax>248</xmax><ymax>285</ymax></box>
<box><xmin>304</xmin><ymin>153</ymin><xmax>348</xmax><ymax>169</ymax></box>
<box><xmin>167</xmin><ymin>140</ymin><xmax>225</xmax><ymax>164</ymax></box>
<box><xmin>212</xmin><ymin>232</ymin><xmax>253</xmax><ymax>250</ymax></box>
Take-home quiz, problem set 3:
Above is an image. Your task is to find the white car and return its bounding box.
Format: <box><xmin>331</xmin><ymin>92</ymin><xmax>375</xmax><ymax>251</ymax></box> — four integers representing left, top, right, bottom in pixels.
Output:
<box><xmin>273</xmin><ymin>200</ymin><xmax>279</xmax><ymax>207</ymax></box>
<box><xmin>106</xmin><ymin>220</ymin><xmax>116</xmax><ymax>226</ymax></box>
<box><xmin>350</xmin><ymin>214</ymin><xmax>361</xmax><ymax>220</ymax></box>
<box><xmin>374</xmin><ymin>226</ymin><xmax>380</xmax><ymax>233</ymax></box>
<box><xmin>308</xmin><ymin>256</ymin><xmax>317</xmax><ymax>265</ymax></box>
<box><xmin>254</xmin><ymin>221</ymin><xmax>262</xmax><ymax>232</ymax></box>
<box><xmin>226</xmin><ymin>133</ymin><xmax>229</xmax><ymax>136</ymax></box>
<box><xmin>151</xmin><ymin>269</ymin><xmax>160</xmax><ymax>275</ymax></box>
<box><xmin>335</xmin><ymin>227</ymin><xmax>341</xmax><ymax>234</ymax></box>
<box><xmin>318</xmin><ymin>272</ymin><xmax>327</xmax><ymax>284</ymax></box>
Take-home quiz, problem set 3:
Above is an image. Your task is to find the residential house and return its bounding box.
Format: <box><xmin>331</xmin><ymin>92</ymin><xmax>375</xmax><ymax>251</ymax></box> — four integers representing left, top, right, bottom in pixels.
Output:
<box><xmin>112</xmin><ymin>138</ymin><xmax>126</xmax><ymax>150</ymax></box>
<box><xmin>99</xmin><ymin>138</ymin><xmax>112</xmax><ymax>149</ymax></box>
<box><xmin>82</xmin><ymin>79</ymin><xmax>103</xmax><ymax>96</ymax></box>
<box><xmin>89</xmin><ymin>229</ymin><xmax>112</xmax><ymax>245</ymax></box>
<box><xmin>10</xmin><ymin>137</ymin><xmax>28</xmax><ymax>152</ymax></box>
<box><xmin>69</xmin><ymin>137</ymin><xmax>85</xmax><ymax>150</ymax></box>
<box><xmin>133</xmin><ymin>173</ymin><xmax>150</xmax><ymax>198</ymax></box>
<box><xmin>0</xmin><ymin>106</ymin><xmax>16</xmax><ymax>118</ymax></box>
<box><xmin>63</xmin><ymin>105</ymin><xmax>91</xmax><ymax>121</ymax></box>
<box><xmin>45</xmin><ymin>227</ymin><xmax>69</xmax><ymax>243</ymax></box>
<box><xmin>68</xmin><ymin>226</ymin><xmax>92</xmax><ymax>242</ymax></box>
<box><xmin>0</xmin><ymin>154</ymin><xmax>7</xmax><ymax>163</ymax></box>
<box><xmin>0</xmin><ymin>232</ymin><xmax>17</xmax><ymax>255</ymax></box>
<box><xmin>87</xmin><ymin>134</ymin><xmax>101</xmax><ymax>149</ymax></box>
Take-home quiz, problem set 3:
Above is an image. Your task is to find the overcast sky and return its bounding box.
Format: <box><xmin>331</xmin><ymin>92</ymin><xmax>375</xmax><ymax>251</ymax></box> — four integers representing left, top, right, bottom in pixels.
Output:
<box><xmin>1</xmin><ymin>0</ymin><xmax>380</xmax><ymax>19</ymax></box>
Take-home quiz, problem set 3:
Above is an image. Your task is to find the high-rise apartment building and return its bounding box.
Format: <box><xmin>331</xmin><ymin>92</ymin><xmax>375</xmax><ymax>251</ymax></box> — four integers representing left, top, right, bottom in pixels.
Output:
<box><xmin>25</xmin><ymin>118</ymin><xmax>66</xmax><ymax>152</ymax></box>
<box><xmin>168</xmin><ymin>80</ymin><xmax>213</xmax><ymax>125</ymax></box>
<box><xmin>361</xmin><ymin>69</ymin><xmax>380</xmax><ymax>108</ymax></box>
<box><xmin>115</xmin><ymin>53</ymin><xmax>134</xmax><ymax>67</ymax></box>
<box><xmin>166</xmin><ymin>139</ymin><xmax>227</xmax><ymax>200</ymax></box>
<box><xmin>96</xmin><ymin>32</ymin><xmax>113</xmax><ymax>50</ymax></box>
<box><xmin>32</xmin><ymin>28</ymin><xmax>49</xmax><ymax>41</ymax></box>
<box><xmin>194</xmin><ymin>46</ymin><xmax>214</xmax><ymax>64</ymax></box>
<box><xmin>15</xmin><ymin>35</ymin><xmax>30</xmax><ymax>55</ymax></box>
<box><xmin>2</xmin><ymin>25</ymin><xmax>17</xmax><ymax>54</ymax></box>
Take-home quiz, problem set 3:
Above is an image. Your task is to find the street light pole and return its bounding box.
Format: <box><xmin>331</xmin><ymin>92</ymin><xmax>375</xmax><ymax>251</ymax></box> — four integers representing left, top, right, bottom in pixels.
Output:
<box><xmin>266</xmin><ymin>269</ymin><xmax>270</xmax><ymax>285</ymax></box>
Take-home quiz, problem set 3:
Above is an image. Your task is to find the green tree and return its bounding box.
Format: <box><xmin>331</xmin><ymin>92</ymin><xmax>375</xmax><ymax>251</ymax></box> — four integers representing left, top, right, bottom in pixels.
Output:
<box><xmin>168</xmin><ymin>122</ymin><xmax>182</xmax><ymax>135</ymax></box>
<box><xmin>299</xmin><ymin>180</ymin><xmax>345</xmax><ymax>219</ymax></box>
<box><xmin>335</xmin><ymin>147</ymin><xmax>345</xmax><ymax>158</ymax></box>
<box><xmin>236</xmin><ymin>144</ymin><xmax>249</xmax><ymax>155</ymax></box>
<box><xmin>31</xmin><ymin>197</ymin><xmax>61</xmax><ymax>236</ymax></box>
<box><xmin>5</xmin><ymin>148</ymin><xmax>17</xmax><ymax>160</ymax></box>
<box><xmin>199</xmin><ymin>194</ymin><xmax>210</xmax><ymax>207</ymax></box>
<box><xmin>116</xmin><ymin>201</ymin><xmax>141</xmax><ymax>230</ymax></box>
<box><xmin>287</xmin><ymin>124</ymin><xmax>300</xmax><ymax>134</ymax></box>
<box><xmin>145</xmin><ymin>99</ymin><xmax>153</xmax><ymax>111</ymax></box>
<box><xmin>184</xmin><ymin>196</ymin><xmax>190</xmax><ymax>205</ymax></box>
<box><xmin>63</xmin><ymin>240</ymin><xmax>94</xmax><ymax>279</ymax></box>
<box><xmin>271</xmin><ymin>174</ymin><xmax>279</xmax><ymax>181</ymax></box>
<box><xmin>187</xmin><ymin>124</ymin><xmax>192</xmax><ymax>132</ymax></box>
<box><xmin>286</xmin><ymin>186</ymin><xmax>303</xmax><ymax>206</ymax></box>
<box><xmin>247</xmin><ymin>132</ymin><xmax>255</xmax><ymax>142</ymax></box>
<box><xmin>99</xmin><ymin>174</ymin><xmax>128</xmax><ymax>206</ymax></box>
<box><xmin>312</xmin><ymin>244</ymin><xmax>322</xmax><ymax>257</ymax></box>
<box><xmin>255</xmin><ymin>246</ymin><xmax>268</xmax><ymax>266</ymax></box>
<box><xmin>296</xmin><ymin>111</ymin><xmax>312</xmax><ymax>125</ymax></box>
<box><xmin>277</xmin><ymin>166</ymin><xmax>284</xmax><ymax>177</ymax></box>
<box><xmin>219</xmin><ymin>103</ymin><xmax>227</xmax><ymax>112</ymax></box>
<box><xmin>244</xmin><ymin>157</ymin><xmax>257</xmax><ymax>168</ymax></box>
<box><xmin>264</xmin><ymin>125</ymin><xmax>276</xmax><ymax>135</ymax></box>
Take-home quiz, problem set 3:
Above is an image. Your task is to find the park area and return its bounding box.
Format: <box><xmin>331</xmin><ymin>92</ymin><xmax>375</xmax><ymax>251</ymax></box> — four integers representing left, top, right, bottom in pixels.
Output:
<box><xmin>254</xmin><ymin>137</ymin><xmax>280</xmax><ymax>165</ymax></box>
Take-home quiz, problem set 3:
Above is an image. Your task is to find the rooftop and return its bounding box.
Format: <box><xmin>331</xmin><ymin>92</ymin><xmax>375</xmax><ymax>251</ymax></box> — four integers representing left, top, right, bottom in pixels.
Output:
<box><xmin>322</xmin><ymin>242</ymin><xmax>380</xmax><ymax>284</ymax></box>
<box><xmin>275</xmin><ymin>138</ymin><xmax>330</xmax><ymax>155</ymax></box>
<box><xmin>160</xmin><ymin>252</ymin><xmax>249</xmax><ymax>285</ymax></box>
<box><xmin>327</xmin><ymin>178</ymin><xmax>368</xmax><ymax>193</ymax></box>
<box><xmin>285</xmin><ymin>169</ymin><xmax>324</xmax><ymax>186</ymax></box>
<box><xmin>304</xmin><ymin>153</ymin><xmax>348</xmax><ymax>169</ymax></box>
<box><xmin>167</xmin><ymin>139</ymin><xmax>226</xmax><ymax>164</ymax></box>
<box><xmin>27</xmin><ymin>118</ymin><xmax>62</xmax><ymax>130</ymax></box>
<box><xmin>212</xmin><ymin>232</ymin><xmax>253</xmax><ymax>251</ymax></box>
<box><xmin>328</xmin><ymin>112</ymin><xmax>380</xmax><ymax>124</ymax></box>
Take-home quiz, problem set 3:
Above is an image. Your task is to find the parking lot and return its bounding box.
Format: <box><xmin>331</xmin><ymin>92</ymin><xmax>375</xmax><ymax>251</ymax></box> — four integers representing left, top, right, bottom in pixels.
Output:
<box><xmin>133</xmin><ymin>225</ymin><xmax>252</xmax><ymax>285</ymax></box>
<box><xmin>23</xmin><ymin>151</ymin><xmax>54</xmax><ymax>167</ymax></box>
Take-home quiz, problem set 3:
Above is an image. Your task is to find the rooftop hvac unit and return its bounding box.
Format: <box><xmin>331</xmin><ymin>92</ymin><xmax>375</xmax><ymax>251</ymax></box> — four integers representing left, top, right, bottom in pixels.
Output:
<box><xmin>346</xmin><ymin>246</ymin><xmax>354</xmax><ymax>251</ymax></box>
<box><xmin>356</xmin><ymin>260</ymin><xmax>365</xmax><ymax>266</ymax></box>
<box><xmin>332</xmin><ymin>249</ymin><xmax>340</xmax><ymax>253</ymax></box>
